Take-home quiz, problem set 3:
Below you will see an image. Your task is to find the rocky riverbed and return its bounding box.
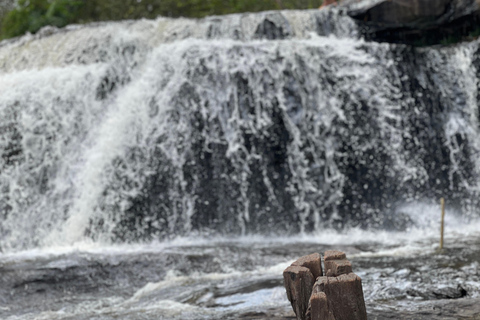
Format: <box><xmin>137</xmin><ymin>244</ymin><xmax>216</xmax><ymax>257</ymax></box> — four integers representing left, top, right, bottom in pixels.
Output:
<box><xmin>237</xmin><ymin>297</ymin><xmax>480</xmax><ymax>320</ymax></box>
<box><xmin>1</xmin><ymin>220</ymin><xmax>479</xmax><ymax>320</ymax></box>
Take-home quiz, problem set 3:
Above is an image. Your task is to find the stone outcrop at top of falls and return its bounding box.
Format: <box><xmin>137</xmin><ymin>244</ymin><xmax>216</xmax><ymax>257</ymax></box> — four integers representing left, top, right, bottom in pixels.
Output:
<box><xmin>346</xmin><ymin>0</ymin><xmax>480</xmax><ymax>44</ymax></box>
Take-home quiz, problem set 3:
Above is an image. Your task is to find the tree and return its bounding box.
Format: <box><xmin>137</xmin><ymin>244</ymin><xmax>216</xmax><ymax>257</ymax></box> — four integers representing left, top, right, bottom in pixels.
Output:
<box><xmin>0</xmin><ymin>0</ymin><xmax>324</xmax><ymax>40</ymax></box>
<box><xmin>1</xmin><ymin>0</ymin><xmax>83</xmax><ymax>39</ymax></box>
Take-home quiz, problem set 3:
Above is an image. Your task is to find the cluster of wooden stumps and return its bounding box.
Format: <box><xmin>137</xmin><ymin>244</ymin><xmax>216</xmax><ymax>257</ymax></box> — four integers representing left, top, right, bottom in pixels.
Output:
<box><xmin>283</xmin><ymin>251</ymin><xmax>367</xmax><ymax>320</ymax></box>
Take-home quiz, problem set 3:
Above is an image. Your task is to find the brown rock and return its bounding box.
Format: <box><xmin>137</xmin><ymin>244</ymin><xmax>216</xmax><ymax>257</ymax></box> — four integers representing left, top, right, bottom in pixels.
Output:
<box><xmin>319</xmin><ymin>0</ymin><xmax>338</xmax><ymax>9</ymax></box>
<box><xmin>324</xmin><ymin>259</ymin><xmax>352</xmax><ymax>277</ymax></box>
<box><xmin>313</xmin><ymin>274</ymin><xmax>367</xmax><ymax>320</ymax></box>
<box><xmin>308</xmin><ymin>292</ymin><xmax>335</xmax><ymax>320</ymax></box>
<box><xmin>283</xmin><ymin>265</ymin><xmax>315</xmax><ymax>320</ymax></box>
<box><xmin>292</xmin><ymin>253</ymin><xmax>323</xmax><ymax>280</ymax></box>
<box><xmin>324</xmin><ymin>250</ymin><xmax>346</xmax><ymax>261</ymax></box>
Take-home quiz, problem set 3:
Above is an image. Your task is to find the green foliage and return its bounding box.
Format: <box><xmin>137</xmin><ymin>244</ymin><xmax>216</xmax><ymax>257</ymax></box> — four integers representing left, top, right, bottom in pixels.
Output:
<box><xmin>440</xmin><ymin>35</ymin><xmax>460</xmax><ymax>46</ymax></box>
<box><xmin>467</xmin><ymin>26</ymin><xmax>480</xmax><ymax>40</ymax></box>
<box><xmin>1</xmin><ymin>0</ymin><xmax>83</xmax><ymax>39</ymax></box>
<box><xmin>0</xmin><ymin>0</ymin><xmax>323</xmax><ymax>40</ymax></box>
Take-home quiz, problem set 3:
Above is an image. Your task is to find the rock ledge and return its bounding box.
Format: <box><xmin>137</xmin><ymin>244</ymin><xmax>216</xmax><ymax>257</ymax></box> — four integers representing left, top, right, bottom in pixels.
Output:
<box><xmin>345</xmin><ymin>0</ymin><xmax>480</xmax><ymax>45</ymax></box>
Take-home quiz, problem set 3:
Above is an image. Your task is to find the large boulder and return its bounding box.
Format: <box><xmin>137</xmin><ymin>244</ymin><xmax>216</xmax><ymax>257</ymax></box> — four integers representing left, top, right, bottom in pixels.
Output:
<box><xmin>346</xmin><ymin>0</ymin><xmax>480</xmax><ymax>44</ymax></box>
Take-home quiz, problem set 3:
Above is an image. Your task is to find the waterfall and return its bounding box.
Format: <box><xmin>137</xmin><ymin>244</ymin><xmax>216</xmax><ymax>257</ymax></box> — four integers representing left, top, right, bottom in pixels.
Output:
<box><xmin>1</xmin><ymin>9</ymin><xmax>480</xmax><ymax>252</ymax></box>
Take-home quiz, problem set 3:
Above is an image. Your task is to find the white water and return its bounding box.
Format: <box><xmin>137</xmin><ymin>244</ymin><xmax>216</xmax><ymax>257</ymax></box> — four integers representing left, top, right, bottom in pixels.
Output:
<box><xmin>1</xmin><ymin>9</ymin><xmax>480</xmax><ymax>253</ymax></box>
<box><xmin>1</xmin><ymin>210</ymin><xmax>479</xmax><ymax>319</ymax></box>
<box><xmin>1</xmin><ymin>8</ymin><xmax>480</xmax><ymax>318</ymax></box>
<box><xmin>0</xmin><ymin>9</ymin><xmax>360</xmax><ymax>251</ymax></box>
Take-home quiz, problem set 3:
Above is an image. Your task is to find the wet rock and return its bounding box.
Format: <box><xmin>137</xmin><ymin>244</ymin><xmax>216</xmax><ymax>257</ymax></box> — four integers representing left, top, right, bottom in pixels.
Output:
<box><xmin>407</xmin><ymin>284</ymin><xmax>468</xmax><ymax>300</ymax></box>
<box><xmin>243</xmin><ymin>297</ymin><xmax>480</xmax><ymax>320</ymax></box>
<box><xmin>254</xmin><ymin>13</ymin><xmax>293</xmax><ymax>40</ymax></box>
<box><xmin>283</xmin><ymin>265</ymin><xmax>315</xmax><ymax>320</ymax></box>
<box><xmin>292</xmin><ymin>253</ymin><xmax>323</xmax><ymax>280</ymax></box>
<box><xmin>348</xmin><ymin>0</ymin><xmax>452</xmax><ymax>26</ymax></box>
<box><xmin>433</xmin><ymin>284</ymin><xmax>468</xmax><ymax>299</ymax></box>
<box><xmin>346</xmin><ymin>0</ymin><xmax>480</xmax><ymax>45</ymax></box>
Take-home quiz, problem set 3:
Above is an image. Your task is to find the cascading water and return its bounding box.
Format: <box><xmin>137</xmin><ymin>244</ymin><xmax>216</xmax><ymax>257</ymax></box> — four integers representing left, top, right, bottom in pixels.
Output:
<box><xmin>1</xmin><ymin>9</ymin><xmax>480</xmax><ymax>253</ymax></box>
<box><xmin>2</xmin><ymin>8</ymin><xmax>480</xmax><ymax>320</ymax></box>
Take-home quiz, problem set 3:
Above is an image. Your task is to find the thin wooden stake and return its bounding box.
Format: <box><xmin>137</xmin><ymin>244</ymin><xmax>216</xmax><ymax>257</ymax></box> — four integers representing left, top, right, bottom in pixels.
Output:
<box><xmin>440</xmin><ymin>197</ymin><xmax>445</xmax><ymax>250</ymax></box>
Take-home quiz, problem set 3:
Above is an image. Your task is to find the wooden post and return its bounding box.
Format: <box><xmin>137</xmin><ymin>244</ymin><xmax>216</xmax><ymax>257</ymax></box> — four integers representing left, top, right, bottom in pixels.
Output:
<box><xmin>440</xmin><ymin>197</ymin><xmax>445</xmax><ymax>250</ymax></box>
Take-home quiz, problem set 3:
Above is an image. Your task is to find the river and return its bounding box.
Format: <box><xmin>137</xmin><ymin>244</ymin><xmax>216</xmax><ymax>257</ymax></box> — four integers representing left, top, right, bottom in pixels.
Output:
<box><xmin>1</xmin><ymin>7</ymin><xmax>480</xmax><ymax>319</ymax></box>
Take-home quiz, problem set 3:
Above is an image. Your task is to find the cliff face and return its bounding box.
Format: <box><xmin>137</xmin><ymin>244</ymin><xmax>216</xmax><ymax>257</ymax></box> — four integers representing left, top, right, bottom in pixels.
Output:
<box><xmin>347</xmin><ymin>0</ymin><xmax>480</xmax><ymax>44</ymax></box>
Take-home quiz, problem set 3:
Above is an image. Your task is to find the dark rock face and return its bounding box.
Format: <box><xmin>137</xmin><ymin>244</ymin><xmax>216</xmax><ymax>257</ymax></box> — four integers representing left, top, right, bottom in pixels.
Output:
<box><xmin>284</xmin><ymin>251</ymin><xmax>367</xmax><ymax>320</ymax></box>
<box><xmin>83</xmin><ymin>37</ymin><xmax>480</xmax><ymax>240</ymax></box>
<box><xmin>349</xmin><ymin>0</ymin><xmax>452</xmax><ymax>26</ymax></box>
<box><xmin>4</xmin><ymin>9</ymin><xmax>480</xmax><ymax>250</ymax></box>
<box><xmin>254</xmin><ymin>13</ymin><xmax>294</xmax><ymax>40</ymax></box>
<box><xmin>347</xmin><ymin>0</ymin><xmax>480</xmax><ymax>45</ymax></box>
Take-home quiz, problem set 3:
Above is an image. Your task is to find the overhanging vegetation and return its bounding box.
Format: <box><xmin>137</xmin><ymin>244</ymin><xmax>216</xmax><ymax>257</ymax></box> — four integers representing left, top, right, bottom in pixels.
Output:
<box><xmin>0</xmin><ymin>0</ymin><xmax>324</xmax><ymax>40</ymax></box>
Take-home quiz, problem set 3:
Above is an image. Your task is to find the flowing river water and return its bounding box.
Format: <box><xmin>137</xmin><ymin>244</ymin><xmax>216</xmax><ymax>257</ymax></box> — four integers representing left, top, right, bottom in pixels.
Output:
<box><xmin>1</xmin><ymin>219</ymin><xmax>480</xmax><ymax>319</ymax></box>
<box><xmin>1</xmin><ymin>7</ymin><xmax>480</xmax><ymax>319</ymax></box>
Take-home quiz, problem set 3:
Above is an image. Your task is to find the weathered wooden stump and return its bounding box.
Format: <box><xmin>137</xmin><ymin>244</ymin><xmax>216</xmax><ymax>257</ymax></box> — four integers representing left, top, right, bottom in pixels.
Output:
<box><xmin>312</xmin><ymin>273</ymin><xmax>367</xmax><ymax>320</ymax></box>
<box><xmin>283</xmin><ymin>250</ymin><xmax>367</xmax><ymax>320</ymax></box>
<box><xmin>283</xmin><ymin>265</ymin><xmax>315</xmax><ymax>320</ymax></box>
<box><xmin>309</xmin><ymin>292</ymin><xmax>335</xmax><ymax>320</ymax></box>
<box><xmin>292</xmin><ymin>253</ymin><xmax>323</xmax><ymax>280</ymax></box>
<box><xmin>324</xmin><ymin>250</ymin><xmax>352</xmax><ymax>277</ymax></box>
